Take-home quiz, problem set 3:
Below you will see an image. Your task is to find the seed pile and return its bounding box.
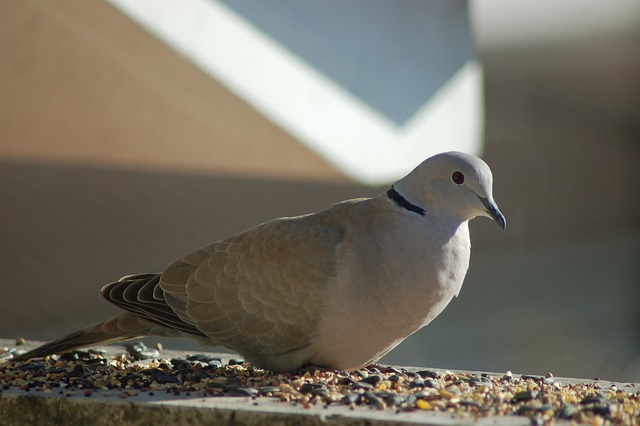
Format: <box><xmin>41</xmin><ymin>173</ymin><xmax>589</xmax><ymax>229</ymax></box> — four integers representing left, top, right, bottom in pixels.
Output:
<box><xmin>1</xmin><ymin>343</ymin><xmax>639</xmax><ymax>425</ymax></box>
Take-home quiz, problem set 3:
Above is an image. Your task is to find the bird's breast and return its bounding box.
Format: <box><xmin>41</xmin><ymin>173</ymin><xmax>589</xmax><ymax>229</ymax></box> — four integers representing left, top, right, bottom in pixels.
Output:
<box><xmin>370</xmin><ymin>220</ymin><xmax>470</xmax><ymax>329</ymax></box>
<box><xmin>312</xmin><ymin>216</ymin><xmax>471</xmax><ymax>370</ymax></box>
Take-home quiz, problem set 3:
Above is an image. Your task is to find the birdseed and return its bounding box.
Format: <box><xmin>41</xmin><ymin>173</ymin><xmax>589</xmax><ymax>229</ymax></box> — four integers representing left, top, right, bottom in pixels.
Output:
<box><xmin>1</xmin><ymin>342</ymin><xmax>638</xmax><ymax>425</ymax></box>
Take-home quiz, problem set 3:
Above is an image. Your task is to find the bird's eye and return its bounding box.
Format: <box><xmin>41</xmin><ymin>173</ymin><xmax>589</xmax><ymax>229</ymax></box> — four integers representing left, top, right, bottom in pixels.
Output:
<box><xmin>451</xmin><ymin>171</ymin><xmax>465</xmax><ymax>185</ymax></box>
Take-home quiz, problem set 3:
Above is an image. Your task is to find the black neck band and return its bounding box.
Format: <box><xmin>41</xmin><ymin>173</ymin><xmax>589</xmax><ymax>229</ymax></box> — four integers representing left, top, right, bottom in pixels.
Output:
<box><xmin>386</xmin><ymin>186</ymin><xmax>425</xmax><ymax>216</ymax></box>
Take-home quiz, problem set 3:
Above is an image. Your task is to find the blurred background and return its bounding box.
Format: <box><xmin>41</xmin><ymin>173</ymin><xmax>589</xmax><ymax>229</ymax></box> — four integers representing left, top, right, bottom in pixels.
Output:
<box><xmin>1</xmin><ymin>0</ymin><xmax>638</xmax><ymax>382</ymax></box>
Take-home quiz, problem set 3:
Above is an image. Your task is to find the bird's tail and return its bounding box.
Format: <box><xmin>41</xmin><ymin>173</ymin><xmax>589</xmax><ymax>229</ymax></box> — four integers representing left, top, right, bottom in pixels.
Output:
<box><xmin>12</xmin><ymin>312</ymin><xmax>157</xmax><ymax>361</ymax></box>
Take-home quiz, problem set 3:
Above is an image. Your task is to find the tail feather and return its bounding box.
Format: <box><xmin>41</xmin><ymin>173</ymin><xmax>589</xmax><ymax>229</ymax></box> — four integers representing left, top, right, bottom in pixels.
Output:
<box><xmin>13</xmin><ymin>312</ymin><xmax>157</xmax><ymax>361</ymax></box>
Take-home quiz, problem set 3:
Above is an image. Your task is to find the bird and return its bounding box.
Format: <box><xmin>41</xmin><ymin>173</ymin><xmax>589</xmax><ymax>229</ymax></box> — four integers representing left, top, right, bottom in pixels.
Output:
<box><xmin>14</xmin><ymin>151</ymin><xmax>505</xmax><ymax>372</ymax></box>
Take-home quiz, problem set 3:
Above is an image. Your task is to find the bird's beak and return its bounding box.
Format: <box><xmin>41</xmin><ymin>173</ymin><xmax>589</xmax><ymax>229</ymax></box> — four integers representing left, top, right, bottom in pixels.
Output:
<box><xmin>480</xmin><ymin>197</ymin><xmax>506</xmax><ymax>230</ymax></box>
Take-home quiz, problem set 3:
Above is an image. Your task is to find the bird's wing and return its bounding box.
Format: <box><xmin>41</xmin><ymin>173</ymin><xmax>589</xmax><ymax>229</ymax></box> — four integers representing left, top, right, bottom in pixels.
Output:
<box><xmin>160</xmin><ymin>214</ymin><xmax>344</xmax><ymax>356</ymax></box>
<box><xmin>101</xmin><ymin>274</ymin><xmax>206</xmax><ymax>337</ymax></box>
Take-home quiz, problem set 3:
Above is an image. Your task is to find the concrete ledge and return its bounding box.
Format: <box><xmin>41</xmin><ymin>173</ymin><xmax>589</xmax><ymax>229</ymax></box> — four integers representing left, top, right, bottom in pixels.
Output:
<box><xmin>1</xmin><ymin>339</ymin><xmax>638</xmax><ymax>425</ymax></box>
<box><xmin>0</xmin><ymin>391</ymin><xmax>530</xmax><ymax>426</ymax></box>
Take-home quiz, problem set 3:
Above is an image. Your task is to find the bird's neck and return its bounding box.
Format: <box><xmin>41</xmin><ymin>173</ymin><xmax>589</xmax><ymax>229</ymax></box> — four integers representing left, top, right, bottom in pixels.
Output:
<box><xmin>386</xmin><ymin>186</ymin><xmax>425</xmax><ymax>217</ymax></box>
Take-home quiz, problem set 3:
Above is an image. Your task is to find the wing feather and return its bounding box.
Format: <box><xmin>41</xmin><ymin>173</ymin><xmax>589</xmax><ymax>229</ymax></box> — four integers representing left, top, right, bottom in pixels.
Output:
<box><xmin>160</xmin><ymin>214</ymin><xmax>342</xmax><ymax>356</ymax></box>
<box><xmin>101</xmin><ymin>274</ymin><xmax>205</xmax><ymax>337</ymax></box>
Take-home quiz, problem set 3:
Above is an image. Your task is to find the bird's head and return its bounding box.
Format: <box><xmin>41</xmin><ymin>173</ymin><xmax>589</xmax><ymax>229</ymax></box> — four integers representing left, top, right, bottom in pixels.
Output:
<box><xmin>393</xmin><ymin>151</ymin><xmax>506</xmax><ymax>229</ymax></box>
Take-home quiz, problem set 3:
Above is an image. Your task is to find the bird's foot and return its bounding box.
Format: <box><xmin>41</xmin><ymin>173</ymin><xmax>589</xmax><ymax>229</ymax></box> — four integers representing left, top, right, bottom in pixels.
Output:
<box><xmin>363</xmin><ymin>362</ymin><xmax>398</xmax><ymax>374</ymax></box>
<box><xmin>297</xmin><ymin>364</ymin><xmax>347</xmax><ymax>377</ymax></box>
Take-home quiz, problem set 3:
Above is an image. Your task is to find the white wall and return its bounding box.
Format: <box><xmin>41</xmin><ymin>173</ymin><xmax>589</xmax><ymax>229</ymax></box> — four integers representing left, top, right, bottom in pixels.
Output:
<box><xmin>472</xmin><ymin>0</ymin><xmax>640</xmax><ymax>50</ymax></box>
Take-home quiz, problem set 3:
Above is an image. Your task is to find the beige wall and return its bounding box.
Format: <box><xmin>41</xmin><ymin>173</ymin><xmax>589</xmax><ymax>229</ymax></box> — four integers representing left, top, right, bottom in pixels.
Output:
<box><xmin>0</xmin><ymin>0</ymin><xmax>346</xmax><ymax>182</ymax></box>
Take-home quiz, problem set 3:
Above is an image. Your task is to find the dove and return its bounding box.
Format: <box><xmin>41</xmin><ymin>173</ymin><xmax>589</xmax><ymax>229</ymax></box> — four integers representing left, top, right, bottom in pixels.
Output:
<box><xmin>14</xmin><ymin>151</ymin><xmax>505</xmax><ymax>372</ymax></box>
